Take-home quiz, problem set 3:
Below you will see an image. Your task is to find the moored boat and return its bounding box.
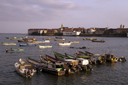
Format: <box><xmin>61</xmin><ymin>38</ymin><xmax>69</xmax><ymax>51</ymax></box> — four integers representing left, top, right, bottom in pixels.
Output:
<box><xmin>6</xmin><ymin>48</ymin><xmax>24</xmax><ymax>53</ymax></box>
<box><xmin>43</xmin><ymin>38</ymin><xmax>51</xmax><ymax>40</ymax></box>
<box><xmin>39</xmin><ymin>45</ymin><xmax>52</xmax><ymax>49</ymax></box>
<box><xmin>19</xmin><ymin>44</ymin><xmax>36</xmax><ymax>47</ymax></box>
<box><xmin>14</xmin><ymin>62</ymin><xmax>34</xmax><ymax>78</ymax></box>
<box><xmin>59</xmin><ymin>42</ymin><xmax>71</xmax><ymax>46</ymax></box>
<box><xmin>92</xmin><ymin>40</ymin><xmax>105</xmax><ymax>42</ymax></box>
<box><xmin>2</xmin><ymin>42</ymin><xmax>16</xmax><ymax>45</ymax></box>
<box><xmin>69</xmin><ymin>41</ymin><xmax>79</xmax><ymax>43</ymax></box>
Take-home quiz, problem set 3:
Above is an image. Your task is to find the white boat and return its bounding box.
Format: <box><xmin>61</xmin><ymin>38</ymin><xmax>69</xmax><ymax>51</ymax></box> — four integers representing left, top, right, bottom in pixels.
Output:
<box><xmin>39</xmin><ymin>45</ymin><xmax>52</xmax><ymax>49</ymax></box>
<box><xmin>58</xmin><ymin>42</ymin><xmax>71</xmax><ymax>46</ymax></box>
<box><xmin>14</xmin><ymin>62</ymin><xmax>34</xmax><ymax>78</ymax></box>
<box><xmin>19</xmin><ymin>58</ymin><xmax>37</xmax><ymax>73</ymax></box>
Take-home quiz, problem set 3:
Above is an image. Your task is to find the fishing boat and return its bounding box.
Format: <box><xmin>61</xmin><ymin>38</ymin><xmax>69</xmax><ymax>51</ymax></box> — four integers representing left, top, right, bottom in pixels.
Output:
<box><xmin>40</xmin><ymin>55</ymin><xmax>50</xmax><ymax>64</ymax></box>
<box><xmin>9</xmin><ymin>37</ymin><xmax>22</xmax><ymax>40</ymax></box>
<box><xmin>6</xmin><ymin>48</ymin><xmax>24</xmax><ymax>53</ymax></box>
<box><xmin>2</xmin><ymin>42</ymin><xmax>16</xmax><ymax>45</ymax></box>
<box><xmin>75</xmin><ymin>52</ymin><xmax>90</xmax><ymax>59</ymax></box>
<box><xmin>90</xmin><ymin>54</ymin><xmax>106</xmax><ymax>64</ymax></box>
<box><xmin>54</xmin><ymin>51</ymin><xmax>80</xmax><ymax>73</ymax></box>
<box><xmin>45</xmin><ymin>54</ymin><xmax>62</xmax><ymax>63</ymax></box>
<box><xmin>27</xmin><ymin>57</ymin><xmax>47</xmax><ymax>67</ymax></box>
<box><xmin>69</xmin><ymin>41</ymin><xmax>79</xmax><ymax>43</ymax></box>
<box><xmin>118</xmin><ymin>56</ymin><xmax>126</xmax><ymax>62</ymax></box>
<box><xmin>92</xmin><ymin>40</ymin><xmax>105</xmax><ymax>42</ymax></box>
<box><xmin>27</xmin><ymin>57</ymin><xmax>65</xmax><ymax>76</ymax></box>
<box><xmin>43</xmin><ymin>38</ymin><xmax>51</xmax><ymax>40</ymax></box>
<box><xmin>83</xmin><ymin>38</ymin><xmax>97</xmax><ymax>40</ymax></box>
<box><xmin>33</xmin><ymin>40</ymin><xmax>50</xmax><ymax>44</ymax></box>
<box><xmin>19</xmin><ymin>58</ymin><xmax>38</xmax><ymax>73</ymax></box>
<box><xmin>54</xmin><ymin>38</ymin><xmax>65</xmax><ymax>41</ymax></box>
<box><xmin>65</xmin><ymin>53</ymin><xmax>92</xmax><ymax>71</ymax></box>
<box><xmin>14</xmin><ymin>62</ymin><xmax>34</xmax><ymax>78</ymax></box>
<box><xmin>54</xmin><ymin>36</ymin><xmax>65</xmax><ymax>41</ymax></box>
<box><xmin>23</xmin><ymin>37</ymin><xmax>37</xmax><ymax>42</ymax></box>
<box><xmin>78</xmin><ymin>51</ymin><xmax>92</xmax><ymax>56</ymax></box>
<box><xmin>19</xmin><ymin>44</ymin><xmax>36</xmax><ymax>47</ymax></box>
<box><xmin>76</xmin><ymin>58</ymin><xmax>92</xmax><ymax>71</ymax></box>
<box><xmin>58</xmin><ymin>42</ymin><xmax>71</xmax><ymax>46</ymax></box>
<box><xmin>104</xmin><ymin>53</ymin><xmax>118</xmax><ymax>63</ymax></box>
<box><xmin>39</xmin><ymin>45</ymin><xmax>52</xmax><ymax>49</ymax></box>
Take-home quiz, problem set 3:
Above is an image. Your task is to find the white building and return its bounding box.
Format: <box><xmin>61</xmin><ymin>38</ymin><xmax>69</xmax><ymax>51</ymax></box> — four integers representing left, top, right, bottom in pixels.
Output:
<box><xmin>63</xmin><ymin>30</ymin><xmax>81</xmax><ymax>36</ymax></box>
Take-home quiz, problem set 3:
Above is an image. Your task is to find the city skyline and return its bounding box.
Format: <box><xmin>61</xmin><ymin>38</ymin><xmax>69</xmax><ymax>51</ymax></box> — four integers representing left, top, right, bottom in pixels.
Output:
<box><xmin>0</xmin><ymin>0</ymin><xmax>128</xmax><ymax>33</ymax></box>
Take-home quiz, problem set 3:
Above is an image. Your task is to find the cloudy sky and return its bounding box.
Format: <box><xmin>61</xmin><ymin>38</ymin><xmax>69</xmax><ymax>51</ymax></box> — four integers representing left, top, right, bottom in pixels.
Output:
<box><xmin>0</xmin><ymin>0</ymin><xmax>128</xmax><ymax>33</ymax></box>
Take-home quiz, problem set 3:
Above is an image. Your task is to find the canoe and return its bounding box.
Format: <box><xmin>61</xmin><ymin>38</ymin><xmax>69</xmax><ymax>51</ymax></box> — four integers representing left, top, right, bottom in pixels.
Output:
<box><xmin>10</xmin><ymin>37</ymin><xmax>22</xmax><ymax>40</ymax></box>
<box><xmin>45</xmin><ymin>54</ymin><xmax>62</xmax><ymax>63</ymax></box>
<box><xmin>92</xmin><ymin>40</ymin><xmax>105</xmax><ymax>42</ymax></box>
<box><xmin>14</xmin><ymin>62</ymin><xmax>34</xmax><ymax>78</ymax></box>
<box><xmin>54</xmin><ymin>39</ymin><xmax>65</xmax><ymax>41</ymax></box>
<box><xmin>27</xmin><ymin>57</ymin><xmax>47</xmax><ymax>67</ymax></box>
<box><xmin>6</xmin><ymin>48</ymin><xmax>24</xmax><ymax>53</ymax></box>
<box><xmin>40</xmin><ymin>55</ymin><xmax>50</xmax><ymax>64</ymax></box>
<box><xmin>27</xmin><ymin>57</ymin><xmax>65</xmax><ymax>76</ymax></box>
<box><xmin>69</xmin><ymin>41</ymin><xmax>79</xmax><ymax>43</ymax></box>
<box><xmin>19</xmin><ymin>44</ymin><xmax>36</xmax><ymax>47</ymax></box>
<box><xmin>2</xmin><ymin>42</ymin><xmax>16</xmax><ymax>45</ymax></box>
<box><xmin>83</xmin><ymin>38</ymin><xmax>97</xmax><ymax>40</ymax></box>
<box><xmin>39</xmin><ymin>45</ymin><xmax>52</xmax><ymax>49</ymax></box>
<box><xmin>43</xmin><ymin>38</ymin><xmax>51</xmax><ymax>40</ymax></box>
<box><xmin>75</xmin><ymin>52</ymin><xmax>90</xmax><ymax>59</ymax></box>
<box><xmin>58</xmin><ymin>42</ymin><xmax>71</xmax><ymax>46</ymax></box>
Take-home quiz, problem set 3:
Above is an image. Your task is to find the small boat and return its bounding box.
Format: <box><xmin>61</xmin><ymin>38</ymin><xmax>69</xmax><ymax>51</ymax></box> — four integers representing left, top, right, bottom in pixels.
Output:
<box><xmin>59</xmin><ymin>42</ymin><xmax>71</xmax><ymax>46</ymax></box>
<box><xmin>45</xmin><ymin>54</ymin><xmax>62</xmax><ymax>63</ymax></box>
<box><xmin>92</xmin><ymin>40</ymin><xmax>105</xmax><ymax>42</ymax></box>
<box><xmin>54</xmin><ymin>39</ymin><xmax>65</xmax><ymax>41</ymax></box>
<box><xmin>27</xmin><ymin>57</ymin><xmax>47</xmax><ymax>67</ymax></box>
<box><xmin>19</xmin><ymin>58</ymin><xmax>38</xmax><ymax>73</ymax></box>
<box><xmin>54</xmin><ymin>36</ymin><xmax>65</xmax><ymax>41</ymax></box>
<box><xmin>14</xmin><ymin>62</ymin><xmax>34</xmax><ymax>78</ymax></box>
<box><xmin>104</xmin><ymin>53</ymin><xmax>118</xmax><ymax>63</ymax></box>
<box><xmin>39</xmin><ymin>45</ymin><xmax>52</xmax><ymax>49</ymax></box>
<box><xmin>90</xmin><ymin>54</ymin><xmax>106</xmax><ymax>64</ymax></box>
<box><xmin>43</xmin><ymin>38</ymin><xmax>51</xmax><ymax>40</ymax></box>
<box><xmin>69</xmin><ymin>41</ymin><xmax>79</xmax><ymax>43</ymax></box>
<box><xmin>19</xmin><ymin>44</ymin><xmax>36</xmax><ymax>47</ymax></box>
<box><xmin>23</xmin><ymin>37</ymin><xmax>37</xmax><ymax>42</ymax></box>
<box><xmin>9</xmin><ymin>37</ymin><xmax>22</xmax><ymax>40</ymax></box>
<box><xmin>54</xmin><ymin>51</ymin><xmax>81</xmax><ymax>73</ymax></box>
<box><xmin>40</xmin><ymin>55</ymin><xmax>50</xmax><ymax>64</ymax></box>
<box><xmin>33</xmin><ymin>40</ymin><xmax>50</xmax><ymax>44</ymax></box>
<box><xmin>2</xmin><ymin>42</ymin><xmax>16</xmax><ymax>45</ymax></box>
<box><xmin>83</xmin><ymin>38</ymin><xmax>97</xmax><ymax>40</ymax></box>
<box><xmin>79</xmin><ymin>51</ymin><xmax>92</xmax><ymax>56</ymax></box>
<box><xmin>118</xmin><ymin>56</ymin><xmax>126</xmax><ymax>62</ymax></box>
<box><xmin>6</xmin><ymin>48</ymin><xmax>24</xmax><ymax>53</ymax></box>
<box><xmin>75</xmin><ymin>52</ymin><xmax>90</xmax><ymax>59</ymax></box>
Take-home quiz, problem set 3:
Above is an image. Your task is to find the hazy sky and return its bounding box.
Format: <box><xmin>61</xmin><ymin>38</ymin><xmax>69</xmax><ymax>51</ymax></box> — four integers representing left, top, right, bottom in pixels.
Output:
<box><xmin>0</xmin><ymin>0</ymin><xmax>128</xmax><ymax>33</ymax></box>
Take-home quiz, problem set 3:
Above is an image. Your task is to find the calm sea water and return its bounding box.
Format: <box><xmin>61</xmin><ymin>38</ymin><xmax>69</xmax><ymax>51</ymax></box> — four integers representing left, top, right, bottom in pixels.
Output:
<box><xmin>0</xmin><ymin>33</ymin><xmax>128</xmax><ymax>85</ymax></box>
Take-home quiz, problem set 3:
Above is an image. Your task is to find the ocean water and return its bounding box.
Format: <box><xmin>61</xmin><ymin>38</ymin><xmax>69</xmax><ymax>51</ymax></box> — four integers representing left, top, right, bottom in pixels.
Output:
<box><xmin>0</xmin><ymin>33</ymin><xmax>128</xmax><ymax>85</ymax></box>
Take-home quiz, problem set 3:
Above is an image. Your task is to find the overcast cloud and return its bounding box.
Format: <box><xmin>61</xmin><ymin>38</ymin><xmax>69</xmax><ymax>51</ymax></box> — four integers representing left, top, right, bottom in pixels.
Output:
<box><xmin>0</xmin><ymin>0</ymin><xmax>128</xmax><ymax>33</ymax></box>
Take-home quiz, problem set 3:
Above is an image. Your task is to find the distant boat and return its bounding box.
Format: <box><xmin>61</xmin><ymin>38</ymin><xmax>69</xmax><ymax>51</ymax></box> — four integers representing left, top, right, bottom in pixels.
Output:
<box><xmin>69</xmin><ymin>41</ymin><xmax>79</xmax><ymax>43</ymax></box>
<box><xmin>83</xmin><ymin>38</ymin><xmax>97</xmax><ymax>40</ymax></box>
<box><xmin>2</xmin><ymin>42</ymin><xmax>16</xmax><ymax>45</ymax></box>
<box><xmin>43</xmin><ymin>38</ymin><xmax>51</xmax><ymax>40</ymax></box>
<box><xmin>92</xmin><ymin>40</ymin><xmax>105</xmax><ymax>42</ymax></box>
<box><xmin>6</xmin><ymin>48</ymin><xmax>24</xmax><ymax>53</ymax></box>
<box><xmin>19</xmin><ymin>44</ymin><xmax>36</xmax><ymax>47</ymax></box>
<box><xmin>59</xmin><ymin>42</ymin><xmax>71</xmax><ymax>46</ymax></box>
<box><xmin>54</xmin><ymin>36</ymin><xmax>65</xmax><ymax>41</ymax></box>
<box><xmin>39</xmin><ymin>45</ymin><xmax>52</xmax><ymax>49</ymax></box>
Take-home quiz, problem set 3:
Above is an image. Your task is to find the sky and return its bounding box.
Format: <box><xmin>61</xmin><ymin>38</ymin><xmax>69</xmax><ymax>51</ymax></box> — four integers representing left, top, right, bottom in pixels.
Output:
<box><xmin>0</xmin><ymin>0</ymin><xmax>128</xmax><ymax>33</ymax></box>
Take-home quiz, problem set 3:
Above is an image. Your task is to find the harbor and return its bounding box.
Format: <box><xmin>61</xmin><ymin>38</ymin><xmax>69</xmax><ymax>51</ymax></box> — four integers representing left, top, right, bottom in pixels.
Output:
<box><xmin>0</xmin><ymin>33</ymin><xmax>128</xmax><ymax>85</ymax></box>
